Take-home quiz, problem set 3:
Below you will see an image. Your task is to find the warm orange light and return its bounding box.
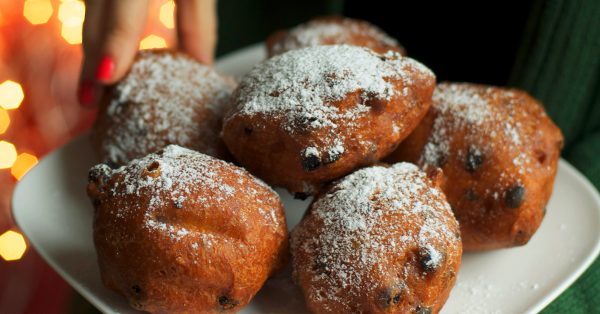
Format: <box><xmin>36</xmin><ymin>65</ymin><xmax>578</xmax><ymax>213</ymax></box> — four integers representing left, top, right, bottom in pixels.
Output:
<box><xmin>0</xmin><ymin>80</ymin><xmax>24</xmax><ymax>110</ymax></box>
<box><xmin>0</xmin><ymin>230</ymin><xmax>27</xmax><ymax>261</ymax></box>
<box><xmin>58</xmin><ymin>0</ymin><xmax>85</xmax><ymax>26</ymax></box>
<box><xmin>139</xmin><ymin>35</ymin><xmax>167</xmax><ymax>50</ymax></box>
<box><xmin>11</xmin><ymin>153</ymin><xmax>38</xmax><ymax>181</ymax></box>
<box><xmin>159</xmin><ymin>1</ymin><xmax>175</xmax><ymax>29</ymax></box>
<box><xmin>58</xmin><ymin>0</ymin><xmax>84</xmax><ymax>44</ymax></box>
<box><xmin>0</xmin><ymin>109</ymin><xmax>9</xmax><ymax>134</ymax></box>
<box><xmin>61</xmin><ymin>24</ymin><xmax>83</xmax><ymax>44</ymax></box>
<box><xmin>0</xmin><ymin>141</ymin><xmax>17</xmax><ymax>169</ymax></box>
<box><xmin>23</xmin><ymin>0</ymin><xmax>54</xmax><ymax>25</ymax></box>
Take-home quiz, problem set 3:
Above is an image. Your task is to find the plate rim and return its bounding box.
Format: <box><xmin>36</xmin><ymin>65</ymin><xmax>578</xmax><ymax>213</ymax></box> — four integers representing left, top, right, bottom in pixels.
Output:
<box><xmin>525</xmin><ymin>159</ymin><xmax>600</xmax><ymax>313</ymax></box>
<box><xmin>11</xmin><ymin>134</ymin><xmax>120</xmax><ymax>313</ymax></box>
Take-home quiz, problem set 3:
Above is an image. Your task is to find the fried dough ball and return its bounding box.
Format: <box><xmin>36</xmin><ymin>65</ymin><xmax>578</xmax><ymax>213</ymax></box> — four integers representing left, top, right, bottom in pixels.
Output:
<box><xmin>387</xmin><ymin>83</ymin><xmax>564</xmax><ymax>251</ymax></box>
<box><xmin>266</xmin><ymin>16</ymin><xmax>405</xmax><ymax>57</ymax></box>
<box><xmin>291</xmin><ymin>163</ymin><xmax>462</xmax><ymax>314</ymax></box>
<box><xmin>91</xmin><ymin>50</ymin><xmax>236</xmax><ymax>166</ymax></box>
<box><xmin>87</xmin><ymin>145</ymin><xmax>288</xmax><ymax>313</ymax></box>
<box><xmin>222</xmin><ymin>45</ymin><xmax>435</xmax><ymax>195</ymax></box>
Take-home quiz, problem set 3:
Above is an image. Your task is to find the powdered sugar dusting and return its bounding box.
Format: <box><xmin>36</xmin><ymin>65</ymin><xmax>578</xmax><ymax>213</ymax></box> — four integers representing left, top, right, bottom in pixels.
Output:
<box><xmin>421</xmin><ymin>83</ymin><xmax>532</xmax><ymax>177</ymax></box>
<box><xmin>303</xmin><ymin>147</ymin><xmax>320</xmax><ymax>159</ymax></box>
<box><xmin>291</xmin><ymin>163</ymin><xmax>459</xmax><ymax>312</ymax></box>
<box><xmin>228</xmin><ymin>45</ymin><xmax>433</xmax><ymax>160</ymax></box>
<box><xmin>89</xmin><ymin>145</ymin><xmax>277</xmax><ymax>241</ymax></box>
<box><xmin>145</xmin><ymin>219</ymin><xmax>190</xmax><ymax>241</ymax></box>
<box><xmin>422</xmin><ymin>84</ymin><xmax>489</xmax><ymax>166</ymax></box>
<box><xmin>504</xmin><ymin>122</ymin><xmax>521</xmax><ymax>146</ymax></box>
<box><xmin>270</xmin><ymin>17</ymin><xmax>401</xmax><ymax>56</ymax></box>
<box><xmin>421</xmin><ymin>244</ymin><xmax>442</xmax><ymax>270</ymax></box>
<box><xmin>327</xmin><ymin>140</ymin><xmax>345</xmax><ymax>159</ymax></box>
<box><xmin>99</xmin><ymin>51</ymin><xmax>235</xmax><ymax>164</ymax></box>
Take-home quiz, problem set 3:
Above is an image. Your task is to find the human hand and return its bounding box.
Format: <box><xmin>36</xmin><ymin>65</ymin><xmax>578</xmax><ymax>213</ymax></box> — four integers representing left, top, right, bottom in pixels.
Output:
<box><xmin>78</xmin><ymin>0</ymin><xmax>217</xmax><ymax>106</ymax></box>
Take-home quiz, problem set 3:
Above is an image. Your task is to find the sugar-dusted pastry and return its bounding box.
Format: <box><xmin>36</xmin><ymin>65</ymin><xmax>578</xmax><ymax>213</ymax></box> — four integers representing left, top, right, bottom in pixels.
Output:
<box><xmin>266</xmin><ymin>16</ymin><xmax>405</xmax><ymax>57</ymax></box>
<box><xmin>91</xmin><ymin>50</ymin><xmax>236</xmax><ymax>166</ymax></box>
<box><xmin>222</xmin><ymin>45</ymin><xmax>435</xmax><ymax>195</ymax></box>
<box><xmin>87</xmin><ymin>145</ymin><xmax>288</xmax><ymax>313</ymax></box>
<box><xmin>291</xmin><ymin>163</ymin><xmax>462</xmax><ymax>313</ymax></box>
<box><xmin>387</xmin><ymin>83</ymin><xmax>564</xmax><ymax>250</ymax></box>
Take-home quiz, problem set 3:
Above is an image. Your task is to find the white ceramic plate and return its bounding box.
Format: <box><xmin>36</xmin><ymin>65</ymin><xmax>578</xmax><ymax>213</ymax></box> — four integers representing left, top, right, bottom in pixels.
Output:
<box><xmin>12</xmin><ymin>44</ymin><xmax>600</xmax><ymax>314</ymax></box>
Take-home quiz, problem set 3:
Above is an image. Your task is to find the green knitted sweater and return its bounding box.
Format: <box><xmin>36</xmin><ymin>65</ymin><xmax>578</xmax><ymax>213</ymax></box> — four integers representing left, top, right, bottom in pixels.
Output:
<box><xmin>510</xmin><ymin>0</ymin><xmax>600</xmax><ymax>312</ymax></box>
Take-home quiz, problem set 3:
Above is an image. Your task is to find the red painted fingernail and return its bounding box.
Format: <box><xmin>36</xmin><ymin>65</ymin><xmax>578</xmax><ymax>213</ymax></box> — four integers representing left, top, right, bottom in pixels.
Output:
<box><xmin>95</xmin><ymin>55</ymin><xmax>115</xmax><ymax>82</ymax></box>
<box><xmin>78</xmin><ymin>80</ymin><xmax>96</xmax><ymax>106</ymax></box>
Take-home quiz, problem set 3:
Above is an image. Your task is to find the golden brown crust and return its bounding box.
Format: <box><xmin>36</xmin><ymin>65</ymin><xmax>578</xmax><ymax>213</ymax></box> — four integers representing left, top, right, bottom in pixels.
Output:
<box><xmin>222</xmin><ymin>45</ymin><xmax>435</xmax><ymax>195</ymax></box>
<box><xmin>91</xmin><ymin>50</ymin><xmax>236</xmax><ymax>166</ymax></box>
<box><xmin>266</xmin><ymin>16</ymin><xmax>406</xmax><ymax>57</ymax></box>
<box><xmin>386</xmin><ymin>83</ymin><xmax>564</xmax><ymax>251</ymax></box>
<box><xmin>87</xmin><ymin>145</ymin><xmax>288</xmax><ymax>313</ymax></box>
<box><xmin>291</xmin><ymin>163</ymin><xmax>462</xmax><ymax>313</ymax></box>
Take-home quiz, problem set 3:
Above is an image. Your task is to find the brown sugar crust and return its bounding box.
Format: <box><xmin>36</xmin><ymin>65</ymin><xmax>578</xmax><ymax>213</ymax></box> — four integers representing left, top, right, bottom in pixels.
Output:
<box><xmin>87</xmin><ymin>145</ymin><xmax>288</xmax><ymax>313</ymax></box>
<box><xmin>266</xmin><ymin>16</ymin><xmax>405</xmax><ymax>57</ymax></box>
<box><xmin>91</xmin><ymin>50</ymin><xmax>236</xmax><ymax>166</ymax></box>
<box><xmin>386</xmin><ymin>83</ymin><xmax>564</xmax><ymax>251</ymax></box>
<box><xmin>291</xmin><ymin>163</ymin><xmax>462</xmax><ymax>314</ymax></box>
<box><xmin>222</xmin><ymin>45</ymin><xmax>435</xmax><ymax>195</ymax></box>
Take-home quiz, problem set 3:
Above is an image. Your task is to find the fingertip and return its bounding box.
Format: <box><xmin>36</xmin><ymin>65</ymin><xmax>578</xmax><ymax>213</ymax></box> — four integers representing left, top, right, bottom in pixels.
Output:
<box><xmin>177</xmin><ymin>28</ymin><xmax>216</xmax><ymax>65</ymax></box>
<box><xmin>176</xmin><ymin>0</ymin><xmax>217</xmax><ymax>65</ymax></box>
<box><xmin>95</xmin><ymin>55</ymin><xmax>116</xmax><ymax>83</ymax></box>
<box><xmin>78</xmin><ymin>79</ymin><xmax>102</xmax><ymax>108</ymax></box>
<box><xmin>193</xmin><ymin>49</ymin><xmax>214</xmax><ymax>65</ymax></box>
<box><xmin>95</xmin><ymin>0</ymin><xmax>148</xmax><ymax>85</ymax></box>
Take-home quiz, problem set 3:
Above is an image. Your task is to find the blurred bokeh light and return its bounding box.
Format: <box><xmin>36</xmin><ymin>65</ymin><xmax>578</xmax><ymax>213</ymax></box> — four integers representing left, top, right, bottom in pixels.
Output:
<box><xmin>11</xmin><ymin>153</ymin><xmax>38</xmax><ymax>180</ymax></box>
<box><xmin>57</xmin><ymin>0</ymin><xmax>84</xmax><ymax>26</ymax></box>
<box><xmin>61</xmin><ymin>24</ymin><xmax>82</xmax><ymax>44</ymax></box>
<box><xmin>0</xmin><ymin>81</ymin><xmax>24</xmax><ymax>110</ymax></box>
<box><xmin>159</xmin><ymin>1</ymin><xmax>175</xmax><ymax>29</ymax></box>
<box><xmin>23</xmin><ymin>0</ymin><xmax>54</xmax><ymax>25</ymax></box>
<box><xmin>0</xmin><ymin>141</ymin><xmax>17</xmax><ymax>169</ymax></box>
<box><xmin>0</xmin><ymin>230</ymin><xmax>27</xmax><ymax>261</ymax></box>
<box><xmin>0</xmin><ymin>109</ymin><xmax>9</xmax><ymax>134</ymax></box>
<box><xmin>58</xmin><ymin>0</ymin><xmax>84</xmax><ymax>44</ymax></box>
<box><xmin>140</xmin><ymin>34</ymin><xmax>168</xmax><ymax>50</ymax></box>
